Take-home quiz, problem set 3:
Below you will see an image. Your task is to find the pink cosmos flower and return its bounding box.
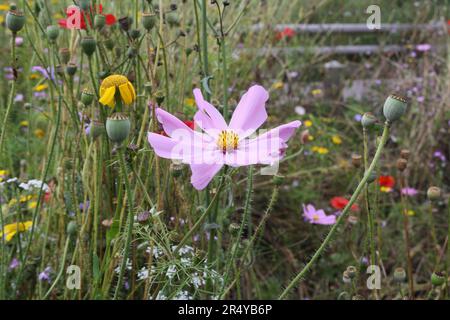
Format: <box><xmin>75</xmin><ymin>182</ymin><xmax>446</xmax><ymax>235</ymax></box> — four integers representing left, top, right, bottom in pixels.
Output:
<box><xmin>302</xmin><ymin>204</ymin><xmax>336</xmax><ymax>225</ymax></box>
<box><xmin>401</xmin><ymin>187</ymin><xmax>418</xmax><ymax>196</ymax></box>
<box><xmin>147</xmin><ymin>85</ymin><xmax>301</xmax><ymax>190</ymax></box>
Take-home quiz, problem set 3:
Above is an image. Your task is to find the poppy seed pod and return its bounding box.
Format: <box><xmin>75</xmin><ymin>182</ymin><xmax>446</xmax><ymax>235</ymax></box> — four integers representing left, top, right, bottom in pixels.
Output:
<box><xmin>106</xmin><ymin>113</ymin><xmax>131</xmax><ymax>144</ymax></box>
<box><xmin>67</xmin><ymin>221</ymin><xmax>78</xmax><ymax>236</ymax></box>
<box><xmin>81</xmin><ymin>89</ymin><xmax>94</xmax><ymax>106</ymax></box>
<box><xmin>393</xmin><ymin>267</ymin><xmax>406</xmax><ymax>283</ymax></box>
<box><xmin>88</xmin><ymin>121</ymin><xmax>105</xmax><ymax>140</ymax></box>
<box><xmin>400</xmin><ymin>149</ymin><xmax>410</xmax><ymax>160</ymax></box>
<box><xmin>46</xmin><ymin>25</ymin><xmax>59</xmax><ymax>41</ymax></box>
<box><xmin>6</xmin><ymin>10</ymin><xmax>26</xmax><ymax>33</ymax></box>
<box><xmin>165</xmin><ymin>13</ymin><xmax>180</xmax><ymax>27</ymax></box>
<box><xmin>154</xmin><ymin>91</ymin><xmax>165</xmax><ymax>105</ymax></box>
<box><xmin>94</xmin><ymin>14</ymin><xmax>106</xmax><ymax>29</ymax></box>
<box><xmin>427</xmin><ymin>186</ymin><xmax>441</xmax><ymax>201</ymax></box>
<box><xmin>396</xmin><ymin>158</ymin><xmax>408</xmax><ymax>172</ymax></box>
<box><xmin>361</xmin><ymin>112</ymin><xmax>377</xmax><ymax>128</ymax></box>
<box><xmin>346</xmin><ymin>266</ymin><xmax>357</xmax><ymax>279</ymax></box>
<box><xmin>66</xmin><ymin>63</ymin><xmax>78</xmax><ymax>76</ymax></box>
<box><xmin>142</xmin><ymin>13</ymin><xmax>157</xmax><ymax>31</ymax></box>
<box><xmin>383</xmin><ymin>94</ymin><xmax>407</xmax><ymax>123</ymax></box>
<box><xmin>80</xmin><ymin>36</ymin><xmax>97</xmax><ymax>56</ymax></box>
<box><xmin>351</xmin><ymin>154</ymin><xmax>362</xmax><ymax>168</ymax></box>
<box><xmin>119</xmin><ymin>16</ymin><xmax>132</xmax><ymax>32</ymax></box>
<box><xmin>431</xmin><ymin>272</ymin><xmax>446</xmax><ymax>286</ymax></box>
<box><xmin>59</xmin><ymin>48</ymin><xmax>71</xmax><ymax>64</ymax></box>
<box><xmin>130</xmin><ymin>29</ymin><xmax>141</xmax><ymax>40</ymax></box>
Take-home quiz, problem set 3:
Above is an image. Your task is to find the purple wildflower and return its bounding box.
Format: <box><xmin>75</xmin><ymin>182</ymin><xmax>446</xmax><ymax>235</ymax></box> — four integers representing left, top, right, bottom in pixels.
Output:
<box><xmin>401</xmin><ymin>187</ymin><xmax>418</xmax><ymax>196</ymax></box>
<box><xmin>38</xmin><ymin>266</ymin><xmax>52</xmax><ymax>283</ymax></box>
<box><xmin>302</xmin><ymin>204</ymin><xmax>336</xmax><ymax>225</ymax></box>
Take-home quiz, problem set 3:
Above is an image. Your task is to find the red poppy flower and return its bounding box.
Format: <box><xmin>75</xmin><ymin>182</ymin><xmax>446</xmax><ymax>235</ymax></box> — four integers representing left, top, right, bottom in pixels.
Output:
<box><xmin>330</xmin><ymin>196</ymin><xmax>359</xmax><ymax>212</ymax></box>
<box><xmin>275</xmin><ymin>27</ymin><xmax>295</xmax><ymax>40</ymax></box>
<box><xmin>58</xmin><ymin>4</ymin><xmax>116</xmax><ymax>30</ymax></box>
<box><xmin>43</xmin><ymin>191</ymin><xmax>51</xmax><ymax>203</ymax></box>
<box><xmin>379</xmin><ymin>175</ymin><xmax>395</xmax><ymax>192</ymax></box>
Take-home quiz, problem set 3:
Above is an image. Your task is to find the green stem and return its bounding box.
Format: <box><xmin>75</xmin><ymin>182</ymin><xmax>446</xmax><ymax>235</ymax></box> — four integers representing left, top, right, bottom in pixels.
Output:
<box><xmin>43</xmin><ymin>237</ymin><xmax>70</xmax><ymax>299</ymax></box>
<box><xmin>279</xmin><ymin>122</ymin><xmax>391</xmax><ymax>299</ymax></box>
<box><xmin>113</xmin><ymin>148</ymin><xmax>135</xmax><ymax>299</ymax></box>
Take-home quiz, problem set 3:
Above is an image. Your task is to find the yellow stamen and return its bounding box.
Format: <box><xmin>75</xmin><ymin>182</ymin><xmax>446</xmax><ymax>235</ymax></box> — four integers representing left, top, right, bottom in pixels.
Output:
<box><xmin>217</xmin><ymin>130</ymin><xmax>239</xmax><ymax>154</ymax></box>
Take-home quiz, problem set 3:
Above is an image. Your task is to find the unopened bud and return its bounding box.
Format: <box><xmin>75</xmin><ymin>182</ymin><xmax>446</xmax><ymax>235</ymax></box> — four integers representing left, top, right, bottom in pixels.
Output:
<box><xmin>351</xmin><ymin>154</ymin><xmax>362</xmax><ymax>168</ymax></box>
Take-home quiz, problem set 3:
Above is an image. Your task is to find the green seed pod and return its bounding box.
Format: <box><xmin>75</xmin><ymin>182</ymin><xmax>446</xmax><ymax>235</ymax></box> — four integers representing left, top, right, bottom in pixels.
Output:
<box><xmin>6</xmin><ymin>10</ymin><xmax>26</xmax><ymax>33</ymax></box>
<box><xmin>46</xmin><ymin>25</ymin><xmax>59</xmax><ymax>41</ymax></box>
<box><xmin>81</xmin><ymin>89</ymin><xmax>94</xmax><ymax>106</ymax></box>
<box><xmin>130</xmin><ymin>29</ymin><xmax>141</xmax><ymax>40</ymax></box>
<box><xmin>119</xmin><ymin>16</ymin><xmax>132</xmax><ymax>32</ymax></box>
<box><xmin>80</xmin><ymin>36</ymin><xmax>97</xmax><ymax>56</ymax></box>
<box><xmin>383</xmin><ymin>94</ymin><xmax>407</xmax><ymax>123</ymax></box>
<box><xmin>66</xmin><ymin>63</ymin><xmax>78</xmax><ymax>76</ymax></box>
<box><xmin>361</xmin><ymin>112</ymin><xmax>377</xmax><ymax>128</ymax></box>
<box><xmin>155</xmin><ymin>91</ymin><xmax>165</xmax><ymax>105</ymax></box>
<box><xmin>67</xmin><ymin>221</ymin><xmax>78</xmax><ymax>236</ymax></box>
<box><xmin>185</xmin><ymin>47</ymin><xmax>193</xmax><ymax>56</ymax></box>
<box><xmin>393</xmin><ymin>267</ymin><xmax>406</xmax><ymax>283</ymax></box>
<box><xmin>103</xmin><ymin>38</ymin><xmax>114</xmax><ymax>51</ymax></box>
<box><xmin>142</xmin><ymin>13</ymin><xmax>157</xmax><ymax>31</ymax></box>
<box><xmin>346</xmin><ymin>266</ymin><xmax>357</xmax><ymax>279</ymax></box>
<box><xmin>59</xmin><ymin>48</ymin><xmax>71</xmax><ymax>64</ymax></box>
<box><xmin>55</xmin><ymin>65</ymin><xmax>64</xmax><ymax>76</ymax></box>
<box><xmin>165</xmin><ymin>13</ymin><xmax>180</xmax><ymax>27</ymax></box>
<box><xmin>427</xmin><ymin>186</ymin><xmax>441</xmax><ymax>201</ymax></box>
<box><xmin>106</xmin><ymin>113</ymin><xmax>131</xmax><ymax>144</ymax></box>
<box><xmin>127</xmin><ymin>47</ymin><xmax>137</xmax><ymax>59</ymax></box>
<box><xmin>94</xmin><ymin>14</ymin><xmax>106</xmax><ymax>29</ymax></box>
<box><xmin>79</xmin><ymin>0</ymin><xmax>90</xmax><ymax>11</ymax></box>
<box><xmin>431</xmin><ymin>272</ymin><xmax>446</xmax><ymax>286</ymax></box>
<box><xmin>228</xmin><ymin>223</ymin><xmax>240</xmax><ymax>236</ymax></box>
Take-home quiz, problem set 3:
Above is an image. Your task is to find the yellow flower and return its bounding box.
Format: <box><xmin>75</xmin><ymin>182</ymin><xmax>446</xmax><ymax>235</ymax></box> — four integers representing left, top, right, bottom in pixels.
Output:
<box><xmin>406</xmin><ymin>210</ymin><xmax>415</xmax><ymax>216</ymax></box>
<box><xmin>29</xmin><ymin>74</ymin><xmax>40</xmax><ymax>80</ymax></box>
<box><xmin>28</xmin><ymin>201</ymin><xmax>38</xmax><ymax>210</ymax></box>
<box><xmin>20</xmin><ymin>120</ymin><xmax>29</xmax><ymax>127</ymax></box>
<box><xmin>0</xmin><ymin>221</ymin><xmax>33</xmax><ymax>242</ymax></box>
<box><xmin>34</xmin><ymin>84</ymin><xmax>48</xmax><ymax>92</ymax></box>
<box><xmin>331</xmin><ymin>135</ymin><xmax>342</xmax><ymax>145</ymax></box>
<box><xmin>0</xmin><ymin>4</ymin><xmax>10</xmax><ymax>10</ymax></box>
<box><xmin>311</xmin><ymin>89</ymin><xmax>322</xmax><ymax>96</ymax></box>
<box><xmin>8</xmin><ymin>198</ymin><xmax>18</xmax><ymax>206</ymax></box>
<box><xmin>184</xmin><ymin>98</ymin><xmax>195</xmax><ymax>107</ymax></box>
<box><xmin>304</xmin><ymin>120</ymin><xmax>312</xmax><ymax>127</ymax></box>
<box><xmin>19</xmin><ymin>195</ymin><xmax>34</xmax><ymax>203</ymax></box>
<box><xmin>34</xmin><ymin>129</ymin><xmax>45</xmax><ymax>138</ymax></box>
<box><xmin>0</xmin><ymin>170</ymin><xmax>8</xmax><ymax>177</ymax></box>
<box><xmin>311</xmin><ymin>146</ymin><xmax>329</xmax><ymax>155</ymax></box>
<box><xmin>99</xmin><ymin>75</ymin><xmax>136</xmax><ymax>108</ymax></box>
<box><xmin>272</xmin><ymin>81</ymin><xmax>284</xmax><ymax>90</ymax></box>
<box><xmin>380</xmin><ymin>186</ymin><xmax>392</xmax><ymax>193</ymax></box>
<box><xmin>0</xmin><ymin>16</ymin><xmax>4</xmax><ymax>24</ymax></box>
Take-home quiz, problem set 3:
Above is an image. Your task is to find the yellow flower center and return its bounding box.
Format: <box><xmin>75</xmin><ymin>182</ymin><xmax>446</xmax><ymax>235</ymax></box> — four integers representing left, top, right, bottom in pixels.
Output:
<box><xmin>312</xmin><ymin>214</ymin><xmax>320</xmax><ymax>221</ymax></box>
<box><xmin>217</xmin><ymin>130</ymin><xmax>239</xmax><ymax>154</ymax></box>
<box><xmin>100</xmin><ymin>75</ymin><xmax>129</xmax><ymax>89</ymax></box>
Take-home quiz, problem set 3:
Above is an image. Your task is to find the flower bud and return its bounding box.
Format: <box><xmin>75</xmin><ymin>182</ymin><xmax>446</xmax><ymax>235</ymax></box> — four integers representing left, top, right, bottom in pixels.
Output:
<box><xmin>106</xmin><ymin>113</ymin><xmax>131</xmax><ymax>144</ymax></box>
<box><xmin>46</xmin><ymin>25</ymin><xmax>59</xmax><ymax>41</ymax></box>
<box><xmin>431</xmin><ymin>271</ymin><xmax>446</xmax><ymax>286</ymax></box>
<box><xmin>396</xmin><ymin>158</ymin><xmax>407</xmax><ymax>172</ymax></box>
<box><xmin>427</xmin><ymin>186</ymin><xmax>441</xmax><ymax>201</ymax></box>
<box><xmin>400</xmin><ymin>149</ymin><xmax>410</xmax><ymax>160</ymax></box>
<box><xmin>393</xmin><ymin>267</ymin><xmax>406</xmax><ymax>283</ymax></box>
<box><xmin>81</xmin><ymin>89</ymin><xmax>94</xmax><ymax>106</ymax></box>
<box><xmin>361</xmin><ymin>112</ymin><xmax>377</xmax><ymax>128</ymax></box>
<box><xmin>383</xmin><ymin>94</ymin><xmax>407</xmax><ymax>123</ymax></box>
<box><xmin>66</xmin><ymin>63</ymin><xmax>78</xmax><ymax>76</ymax></box>
<box><xmin>228</xmin><ymin>222</ymin><xmax>240</xmax><ymax>236</ymax></box>
<box><xmin>6</xmin><ymin>10</ymin><xmax>26</xmax><ymax>33</ymax></box>
<box><xmin>165</xmin><ymin>13</ymin><xmax>179</xmax><ymax>27</ymax></box>
<box><xmin>300</xmin><ymin>129</ymin><xmax>311</xmax><ymax>144</ymax></box>
<box><xmin>155</xmin><ymin>90</ymin><xmax>165</xmax><ymax>105</ymax></box>
<box><xmin>59</xmin><ymin>48</ymin><xmax>71</xmax><ymax>64</ymax></box>
<box><xmin>81</xmin><ymin>36</ymin><xmax>97</xmax><ymax>56</ymax></box>
<box><xmin>127</xmin><ymin>47</ymin><xmax>137</xmax><ymax>59</ymax></box>
<box><xmin>55</xmin><ymin>65</ymin><xmax>64</xmax><ymax>76</ymax></box>
<box><xmin>351</xmin><ymin>154</ymin><xmax>362</xmax><ymax>168</ymax></box>
<box><xmin>130</xmin><ymin>29</ymin><xmax>141</xmax><ymax>40</ymax></box>
<box><xmin>142</xmin><ymin>13</ymin><xmax>157</xmax><ymax>31</ymax></box>
<box><xmin>94</xmin><ymin>14</ymin><xmax>106</xmax><ymax>29</ymax></box>
<box><xmin>67</xmin><ymin>221</ymin><xmax>78</xmax><ymax>236</ymax></box>
<box><xmin>346</xmin><ymin>266</ymin><xmax>357</xmax><ymax>279</ymax></box>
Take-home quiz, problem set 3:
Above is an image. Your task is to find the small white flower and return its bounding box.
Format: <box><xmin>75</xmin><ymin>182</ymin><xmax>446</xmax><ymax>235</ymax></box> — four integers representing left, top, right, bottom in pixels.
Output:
<box><xmin>166</xmin><ymin>264</ymin><xmax>176</xmax><ymax>280</ymax></box>
<box><xmin>137</xmin><ymin>267</ymin><xmax>149</xmax><ymax>280</ymax></box>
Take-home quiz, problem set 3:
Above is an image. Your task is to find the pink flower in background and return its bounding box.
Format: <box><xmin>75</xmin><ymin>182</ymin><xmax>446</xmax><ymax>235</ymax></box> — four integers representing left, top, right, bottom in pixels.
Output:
<box><xmin>416</xmin><ymin>44</ymin><xmax>431</xmax><ymax>52</ymax></box>
<box><xmin>148</xmin><ymin>85</ymin><xmax>301</xmax><ymax>190</ymax></box>
<box><xmin>401</xmin><ymin>187</ymin><xmax>418</xmax><ymax>196</ymax></box>
<box><xmin>302</xmin><ymin>204</ymin><xmax>336</xmax><ymax>225</ymax></box>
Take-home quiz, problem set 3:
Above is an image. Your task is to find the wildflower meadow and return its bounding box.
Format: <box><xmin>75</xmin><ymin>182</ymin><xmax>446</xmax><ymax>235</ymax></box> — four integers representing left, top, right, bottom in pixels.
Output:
<box><xmin>0</xmin><ymin>0</ymin><xmax>449</xmax><ymax>305</ymax></box>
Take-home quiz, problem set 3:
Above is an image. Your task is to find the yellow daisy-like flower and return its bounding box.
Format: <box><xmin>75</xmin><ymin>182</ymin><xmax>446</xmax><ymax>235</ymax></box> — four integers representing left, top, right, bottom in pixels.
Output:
<box><xmin>331</xmin><ymin>135</ymin><xmax>342</xmax><ymax>145</ymax></box>
<box><xmin>0</xmin><ymin>4</ymin><xmax>9</xmax><ymax>11</ymax></box>
<box><xmin>184</xmin><ymin>98</ymin><xmax>195</xmax><ymax>107</ymax></box>
<box><xmin>0</xmin><ymin>170</ymin><xmax>8</xmax><ymax>177</ymax></box>
<box><xmin>304</xmin><ymin>120</ymin><xmax>313</xmax><ymax>127</ymax></box>
<box><xmin>28</xmin><ymin>201</ymin><xmax>38</xmax><ymax>210</ymax></box>
<box><xmin>311</xmin><ymin>146</ymin><xmax>329</xmax><ymax>155</ymax></box>
<box><xmin>272</xmin><ymin>81</ymin><xmax>284</xmax><ymax>90</ymax></box>
<box><xmin>34</xmin><ymin>129</ymin><xmax>45</xmax><ymax>138</ymax></box>
<box><xmin>99</xmin><ymin>75</ymin><xmax>136</xmax><ymax>108</ymax></box>
<box><xmin>34</xmin><ymin>84</ymin><xmax>48</xmax><ymax>92</ymax></box>
<box><xmin>20</xmin><ymin>120</ymin><xmax>29</xmax><ymax>127</ymax></box>
<box><xmin>0</xmin><ymin>221</ymin><xmax>33</xmax><ymax>242</ymax></box>
<box><xmin>311</xmin><ymin>89</ymin><xmax>322</xmax><ymax>96</ymax></box>
<box><xmin>406</xmin><ymin>209</ymin><xmax>415</xmax><ymax>217</ymax></box>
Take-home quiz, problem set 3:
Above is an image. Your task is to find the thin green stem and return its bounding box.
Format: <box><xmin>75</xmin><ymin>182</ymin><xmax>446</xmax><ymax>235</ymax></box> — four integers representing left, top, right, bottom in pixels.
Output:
<box><xmin>279</xmin><ymin>122</ymin><xmax>391</xmax><ymax>299</ymax></box>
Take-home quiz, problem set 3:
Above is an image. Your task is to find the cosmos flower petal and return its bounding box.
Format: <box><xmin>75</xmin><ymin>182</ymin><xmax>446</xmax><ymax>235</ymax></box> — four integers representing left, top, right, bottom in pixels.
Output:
<box><xmin>225</xmin><ymin>136</ymin><xmax>284</xmax><ymax>166</ymax></box>
<box><xmin>190</xmin><ymin>163</ymin><xmax>224</xmax><ymax>190</ymax></box>
<box><xmin>119</xmin><ymin>83</ymin><xmax>133</xmax><ymax>105</ymax></box>
<box><xmin>193</xmin><ymin>89</ymin><xmax>227</xmax><ymax>135</ymax></box>
<box><xmin>257</xmin><ymin>120</ymin><xmax>302</xmax><ymax>143</ymax></box>
<box><xmin>229</xmin><ymin>85</ymin><xmax>269</xmax><ymax>138</ymax></box>
<box><xmin>319</xmin><ymin>215</ymin><xmax>336</xmax><ymax>225</ymax></box>
<box><xmin>147</xmin><ymin>132</ymin><xmax>183</xmax><ymax>160</ymax></box>
<box><xmin>99</xmin><ymin>86</ymin><xmax>116</xmax><ymax>108</ymax></box>
<box><xmin>156</xmin><ymin>108</ymin><xmax>195</xmax><ymax>137</ymax></box>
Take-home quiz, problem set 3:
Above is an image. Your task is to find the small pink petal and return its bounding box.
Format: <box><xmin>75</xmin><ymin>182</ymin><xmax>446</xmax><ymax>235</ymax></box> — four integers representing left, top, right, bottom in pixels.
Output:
<box><xmin>193</xmin><ymin>89</ymin><xmax>227</xmax><ymax>136</ymax></box>
<box><xmin>228</xmin><ymin>85</ymin><xmax>269</xmax><ymax>138</ymax></box>
<box><xmin>190</xmin><ymin>163</ymin><xmax>223</xmax><ymax>190</ymax></box>
<box><xmin>156</xmin><ymin>108</ymin><xmax>194</xmax><ymax>137</ymax></box>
